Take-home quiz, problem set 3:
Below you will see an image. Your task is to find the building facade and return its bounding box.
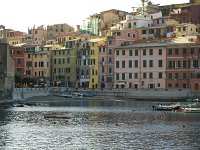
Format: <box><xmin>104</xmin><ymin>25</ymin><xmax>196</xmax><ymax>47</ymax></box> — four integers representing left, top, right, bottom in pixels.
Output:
<box><xmin>115</xmin><ymin>43</ymin><xmax>166</xmax><ymax>89</ymax></box>
<box><xmin>0</xmin><ymin>43</ymin><xmax>15</xmax><ymax>90</ymax></box>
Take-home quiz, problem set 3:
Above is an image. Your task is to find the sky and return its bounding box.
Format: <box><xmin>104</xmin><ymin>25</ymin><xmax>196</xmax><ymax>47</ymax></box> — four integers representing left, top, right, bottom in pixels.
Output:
<box><xmin>1</xmin><ymin>0</ymin><xmax>189</xmax><ymax>32</ymax></box>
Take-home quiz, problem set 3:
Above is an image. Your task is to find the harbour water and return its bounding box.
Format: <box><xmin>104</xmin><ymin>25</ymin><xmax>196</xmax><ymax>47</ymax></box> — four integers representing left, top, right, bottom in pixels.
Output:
<box><xmin>0</xmin><ymin>96</ymin><xmax>200</xmax><ymax>150</ymax></box>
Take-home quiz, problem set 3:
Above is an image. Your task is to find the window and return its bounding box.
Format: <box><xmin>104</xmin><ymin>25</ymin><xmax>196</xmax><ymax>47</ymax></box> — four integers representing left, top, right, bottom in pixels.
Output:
<box><xmin>116</xmin><ymin>61</ymin><xmax>119</xmax><ymax>68</ymax></box>
<box><xmin>109</xmin><ymin>67</ymin><xmax>112</xmax><ymax>74</ymax></box>
<box><xmin>67</xmin><ymin>58</ymin><xmax>70</xmax><ymax>63</ymax></box>
<box><xmin>159</xmin><ymin>49</ymin><xmax>162</xmax><ymax>55</ymax></box>
<box><xmin>109</xmin><ymin>49</ymin><xmax>112</xmax><ymax>55</ymax></box>
<box><xmin>128</xmin><ymin>23</ymin><xmax>131</xmax><ymax>28</ymax></box>
<box><xmin>122</xmin><ymin>73</ymin><xmax>125</xmax><ymax>80</ymax></box>
<box><xmin>168</xmin><ymin>61</ymin><xmax>173</xmax><ymax>68</ymax></box>
<box><xmin>17</xmin><ymin>59</ymin><xmax>21</xmax><ymax>64</ymax></box>
<box><xmin>175</xmin><ymin>73</ymin><xmax>179</xmax><ymax>79</ymax></box>
<box><xmin>175</xmin><ymin>60</ymin><xmax>180</xmax><ymax>68</ymax></box>
<box><xmin>129</xmin><ymin>60</ymin><xmax>132</xmax><ymax>68</ymax></box>
<box><xmin>134</xmin><ymin>73</ymin><xmax>138</xmax><ymax>79</ymax></box>
<box><xmin>143</xmin><ymin>60</ymin><xmax>146</xmax><ymax>67</ymax></box>
<box><xmin>143</xmin><ymin>73</ymin><xmax>147</xmax><ymax>79</ymax></box>
<box><xmin>129</xmin><ymin>50</ymin><xmax>132</xmax><ymax>56</ymax></box>
<box><xmin>63</xmin><ymin>58</ymin><xmax>65</xmax><ymax>64</ymax></box>
<box><xmin>135</xmin><ymin>50</ymin><xmax>138</xmax><ymax>56</ymax></box>
<box><xmin>116</xmin><ymin>73</ymin><xmax>119</xmax><ymax>80</ymax></box>
<box><xmin>183</xmin><ymin>60</ymin><xmax>187</xmax><ymax>68</ymax></box>
<box><xmin>149</xmin><ymin>49</ymin><xmax>153</xmax><ymax>55</ymax></box>
<box><xmin>122</xmin><ymin>50</ymin><xmax>125</xmax><ymax>55</ymax></box>
<box><xmin>129</xmin><ymin>73</ymin><xmax>132</xmax><ymax>79</ymax></box>
<box><xmin>122</xmin><ymin>61</ymin><xmax>125</xmax><ymax>68</ymax></box>
<box><xmin>149</xmin><ymin>72</ymin><xmax>153</xmax><ymax>79</ymax></box>
<box><xmin>175</xmin><ymin>48</ymin><xmax>179</xmax><ymax>55</ymax></box>
<box><xmin>183</xmin><ymin>73</ymin><xmax>187</xmax><ymax>79</ymax></box>
<box><xmin>158</xmin><ymin>60</ymin><xmax>162</xmax><ymax>67</ymax></box>
<box><xmin>28</xmin><ymin>54</ymin><xmax>31</xmax><ymax>58</ymax></box>
<box><xmin>135</xmin><ymin>60</ymin><xmax>138</xmax><ymax>68</ymax></box>
<box><xmin>195</xmin><ymin>83</ymin><xmax>199</xmax><ymax>90</ymax></box>
<box><xmin>149</xmin><ymin>60</ymin><xmax>153</xmax><ymax>67</ymax></box>
<box><xmin>168</xmin><ymin>73</ymin><xmax>172</xmax><ymax>79</ymax></box>
<box><xmin>58</xmin><ymin>58</ymin><xmax>61</xmax><ymax>64</ymax></box>
<box><xmin>35</xmin><ymin>62</ymin><xmax>37</xmax><ymax>67</ymax></box>
<box><xmin>190</xmin><ymin>48</ymin><xmax>194</xmax><ymax>54</ymax></box>
<box><xmin>108</xmin><ymin>39</ymin><xmax>112</xmax><ymax>45</ymax></box>
<box><xmin>54</xmin><ymin>59</ymin><xmax>56</xmax><ymax>64</ymax></box>
<box><xmin>157</xmin><ymin>20</ymin><xmax>159</xmax><ymax>24</ymax></box>
<box><xmin>116</xmin><ymin>50</ymin><xmax>119</xmax><ymax>55</ymax></box>
<box><xmin>183</xmin><ymin>48</ymin><xmax>187</xmax><ymax>54</ymax></box>
<box><xmin>142</xmin><ymin>30</ymin><xmax>147</xmax><ymax>34</ymax></box>
<box><xmin>168</xmin><ymin>49</ymin><xmax>172</xmax><ymax>55</ymax></box>
<box><xmin>128</xmin><ymin>33</ymin><xmax>130</xmax><ymax>37</ymax></box>
<box><xmin>143</xmin><ymin>49</ymin><xmax>146</xmax><ymax>56</ymax></box>
<box><xmin>158</xmin><ymin>72</ymin><xmax>162</xmax><ymax>78</ymax></box>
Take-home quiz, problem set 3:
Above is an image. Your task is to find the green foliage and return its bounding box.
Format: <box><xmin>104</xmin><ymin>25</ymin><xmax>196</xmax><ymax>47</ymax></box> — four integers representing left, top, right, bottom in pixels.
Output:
<box><xmin>190</xmin><ymin>0</ymin><xmax>200</xmax><ymax>3</ymax></box>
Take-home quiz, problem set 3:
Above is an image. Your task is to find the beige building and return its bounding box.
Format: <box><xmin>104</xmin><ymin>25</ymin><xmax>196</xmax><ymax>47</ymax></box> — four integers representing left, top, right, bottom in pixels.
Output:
<box><xmin>32</xmin><ymin>51</ymin><xmax>50</xmax><ymax>83</ymax></box>
<box><xmin>0</xmin><ymin>43</ymin><xmax>15</xmax><ymax>90</ymax></box>
<box><xmin>47</xmin><ymin>23</ymin><xmax>74</xmax><ymax>40</ymax></box>
<box><xmin>99</xmin><ymin>9</ymin><xmax>129</xmax><ymax>35</ymax></box>
<box><xmin>175</xmin><ymin>23</ymin><xmax>199</xmax><ymax>37</ymax></box>
<box><xmin>27</xmin><ymin>25</ymin><xmax>47</xmax><ymax>45</ymax></box>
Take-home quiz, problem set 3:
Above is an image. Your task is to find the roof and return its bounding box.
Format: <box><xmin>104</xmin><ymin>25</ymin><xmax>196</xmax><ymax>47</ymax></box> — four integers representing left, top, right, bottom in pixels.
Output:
<box><xmin>117</xmin><ymin>41</ymin><xmax>199</xmax><ymax>49</ymax></box>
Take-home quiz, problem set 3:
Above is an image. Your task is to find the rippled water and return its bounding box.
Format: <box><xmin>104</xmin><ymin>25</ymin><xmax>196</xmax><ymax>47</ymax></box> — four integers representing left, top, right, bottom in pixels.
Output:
<box><xmin>0</xmin><ymin>97</ymin><xmax>200</xmax><ymax>150</ymax></box>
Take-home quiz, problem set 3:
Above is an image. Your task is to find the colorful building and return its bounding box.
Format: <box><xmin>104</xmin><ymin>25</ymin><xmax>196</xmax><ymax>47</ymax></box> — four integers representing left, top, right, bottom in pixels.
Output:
<box><xmin>115</xmin><ymin>42</ymin><xmax>166</xmax><ymax>89</ymax></box>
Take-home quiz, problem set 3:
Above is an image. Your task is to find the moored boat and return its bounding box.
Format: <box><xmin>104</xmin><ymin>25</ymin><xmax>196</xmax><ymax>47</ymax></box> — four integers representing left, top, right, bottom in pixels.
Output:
<box><xmin>182</xmin><ymin>107</ymin><xmax>200</xmax><ymax>113</ymax></box>
<box><xmin>71</xmin><ymin>93</ymin><xmax>83</xmax><ymax>99</ymax></box>
<box><xmin>152</xmin><ymin>102</ymin><xmax>181</xmax><ymax>111</ymax></box>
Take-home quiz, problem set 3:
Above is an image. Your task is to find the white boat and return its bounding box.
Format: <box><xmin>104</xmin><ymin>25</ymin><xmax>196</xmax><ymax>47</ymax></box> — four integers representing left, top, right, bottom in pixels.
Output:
<box><xmin>181</xmin><ymin>102</ymin><xmax>200</xmax><ymax>113</ymax></box>
<box><xmin>71</xmin><ymin>93</ymin><xmax>83</xmax><ymax>99</ymax></box>
<box><xmin>182</xmin><ymin>107</ymin><xmax>200</xmax><ymax>113</ymax></box>
<box><xmin>152</xmin><ymin>102</ymin><xmax>181</xmax><ymax>111</ymax></box>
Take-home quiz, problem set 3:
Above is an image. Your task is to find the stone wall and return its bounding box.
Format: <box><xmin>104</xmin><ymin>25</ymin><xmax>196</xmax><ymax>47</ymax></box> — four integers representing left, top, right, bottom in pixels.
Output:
<box><xmin>12</xmin><ymin>88</ymin><xmax>51</xmax><ymax>100</ymax></box>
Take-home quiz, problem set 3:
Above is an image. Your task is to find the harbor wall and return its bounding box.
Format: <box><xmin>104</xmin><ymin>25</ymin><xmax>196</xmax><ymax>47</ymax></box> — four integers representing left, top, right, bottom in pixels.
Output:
<box><xmin>11</xmin><ymin>87</ymin><xmax>199</xmax><ymax>100</ymax></box>
<box><xmin>12</xmin><ymin>88</ymin><xmax>51</xmax><ymax>100</ymax></box>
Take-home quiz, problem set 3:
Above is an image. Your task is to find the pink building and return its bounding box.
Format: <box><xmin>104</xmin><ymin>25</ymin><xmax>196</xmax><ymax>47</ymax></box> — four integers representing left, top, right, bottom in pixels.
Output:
<box><xmin>115</xmin><ymin>42</ymin><xmax>167</xmax><ymax>89</ymax></box>
<box><xmin>99</xmin><ymin>29</ymin><xmax>139</xmax><ymax>88</ymax></box>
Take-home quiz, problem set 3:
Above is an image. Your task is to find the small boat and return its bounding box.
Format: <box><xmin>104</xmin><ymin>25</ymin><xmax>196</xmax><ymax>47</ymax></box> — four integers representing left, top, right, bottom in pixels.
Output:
<box><xmin>152</xmin><ymin>102</ymin><xmax>181</xmax><ymax>111</ymax></box>
<box><xmin>83</xmin><ymin>92</ymin><xmax>94</xmax><ymax>97</ymax></box>
<box><xmin>54</xmin><ymin>93</ymin><xmax>73</xmax><ymax>98</ymax></box>
<box><xmin>71</xmin><ymin>93</ymin><xmax>83</xmax><ymax>99</ymax></box>
<box><xmin>182</xmin><ymin>107</ymin><xmax>200</xmax><ymax>113</ymax></box>
<box><xmin>181</xmin><ymin>102</ymin><xmax>200</xmax><ymax>113</ymax></box>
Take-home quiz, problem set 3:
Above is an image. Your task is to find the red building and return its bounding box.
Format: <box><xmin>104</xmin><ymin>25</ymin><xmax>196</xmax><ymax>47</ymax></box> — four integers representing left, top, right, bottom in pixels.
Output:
<box><xmin>10</xmin><ymin>46</ymin><xmax>25</xmax><ymax>75</ymax></box>
<box><xmin>170</xmin><ymin>3</ymin><xmax>200</xmax><ymax>32</ymax></box>
<box><xmin>166</xmin><ymin>40</ymin><xmax>200</xmax><ymax>93</ymax></box>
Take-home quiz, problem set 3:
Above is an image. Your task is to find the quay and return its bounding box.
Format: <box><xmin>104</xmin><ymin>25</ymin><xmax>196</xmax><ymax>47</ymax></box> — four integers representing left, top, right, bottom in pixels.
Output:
<box><xmin>0</xmin><ymin>87</ymin><xmax>197</xmax><ymax>102</ymax></box>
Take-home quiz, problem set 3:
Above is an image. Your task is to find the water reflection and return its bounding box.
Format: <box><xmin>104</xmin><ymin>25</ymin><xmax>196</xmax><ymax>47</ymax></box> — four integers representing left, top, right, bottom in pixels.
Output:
<box><xmin>0</xmin><ymin>98</ymin><xmax>200</xmax><ymax>149</ymax></box>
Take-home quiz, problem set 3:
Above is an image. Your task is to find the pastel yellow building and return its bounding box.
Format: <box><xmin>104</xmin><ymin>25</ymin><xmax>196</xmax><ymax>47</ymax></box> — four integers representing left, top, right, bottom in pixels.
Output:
<box><xmin>88</xmin><ymin>38</ymin><xmax>105</xmax><ymax>89</ymax></box>
<box><xmin>32</xmin><ymin>51</ymin><xmax>50</xmax><ymax>83</ymax></box>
